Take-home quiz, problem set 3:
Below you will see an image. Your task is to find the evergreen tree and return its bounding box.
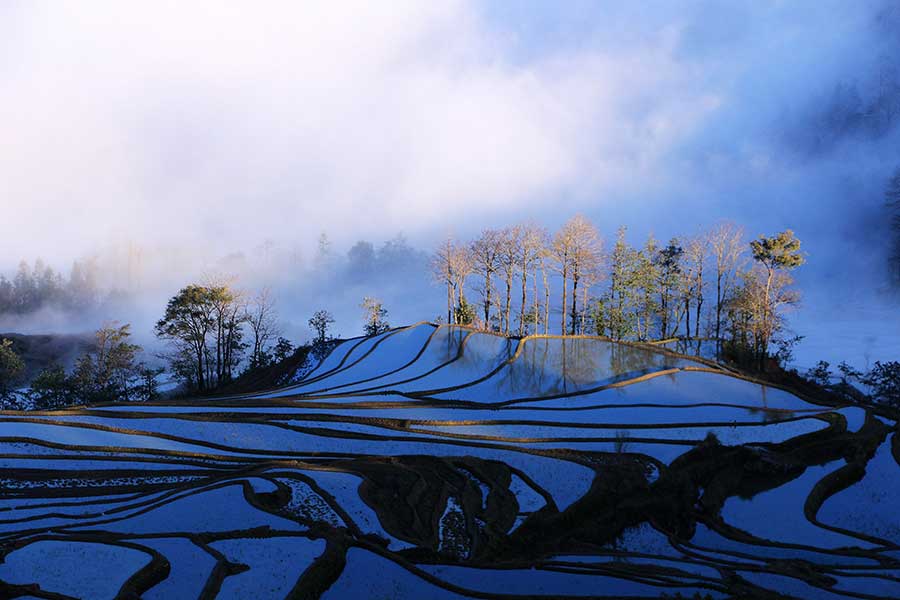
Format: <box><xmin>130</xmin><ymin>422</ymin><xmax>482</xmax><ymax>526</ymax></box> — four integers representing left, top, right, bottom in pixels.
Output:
<box><xmin>13</xmin><ymin>261</ymin><xmax>35</xmax><ymax>313</ymax></box>
<box><xmin>748</xmin><ymin>229</ymin><xmax>805</xmax><ymax>363</ymax></box>
<box><xmin>71</xmin><ymin>323</ymin><xmax>142</xmax><ymax>403</ymax></box>
<box><xmin>455</xmin><ymin>297</ymin><xmax>475</xmax><ymax>325</ymax></box>
<box><xmin>272</xmin><ymin>337</ymin><xmax>295</xmax><ymax>362</ymax></box>
<box><xmin>0</xmin><ymin>339</ymin><xmax>25</xmax><ymax>401</ymax></box>
<box><xmin>596</xmin><ymin>227</ymin><xmax>639</xmax><ymax>340</ymax></box>
<box><xmin>0</xmin><ymin>277</ymin><xmax>12</xmax><ymax>313</ymax></box>
<box><xmin>634</xmin><ymin>235</ymin><xmax>661</xmax><ymax>340</ymax></box>
<box><xmin>29</xmin><ymin>365</ymin><xmax>73</xmax><ymax>410</ymax></box>
<box><xmin>361</xmin><ymin>297</ymin><xmax>390</xmax><ymax>336</ymax></box>
<box><xmin>309</xmin><ymin>310</ymin><xmax>335</xmax><ymax>346</ymax></box>
<box><xmin>654</xmin><ymin>239</ymin><xmax>684</xmax><ymax>338</ymax></box>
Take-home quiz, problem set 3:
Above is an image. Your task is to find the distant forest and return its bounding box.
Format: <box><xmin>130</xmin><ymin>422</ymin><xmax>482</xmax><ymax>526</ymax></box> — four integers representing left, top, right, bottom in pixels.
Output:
<box><xmin>0</xmin><ymin>259</ymin><xmax>104</xmax><ymax>316</ymax></box>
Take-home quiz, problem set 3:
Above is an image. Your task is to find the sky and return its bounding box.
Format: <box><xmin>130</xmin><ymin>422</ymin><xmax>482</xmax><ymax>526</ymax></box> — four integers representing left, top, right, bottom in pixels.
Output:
<box><xmin>1</xmin><ymin>1</ymin><xmax>898</xmax><ymax>366</ymax></box>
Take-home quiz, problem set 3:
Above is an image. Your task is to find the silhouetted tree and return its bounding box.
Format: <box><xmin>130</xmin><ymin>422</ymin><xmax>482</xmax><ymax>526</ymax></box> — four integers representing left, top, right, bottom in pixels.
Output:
<box><xmin>0</xmin><ymin>339</ymin><xmax>24</xmax><ymax>402</ymax></box>
<box><xmin>246</xmin><ymin>287</ymin><xmax>280</xmax><ymax>370</ymax></box>
<box><xmin>309</xmin><ymin>310</ymin><xmax>335</xmax><ymax>347</ymax></box>
<box><xmin>155</xmin><ymin>285</ymin><xmax>218</xmax><ymax>391</ymax></box>
<box><xmin>136</xmin><ymin>365</ymin><xmax>165</xmax><ymax>403</ymax></box>
<box><xmin>272</xmin><ymin>337</ymin><xmax>295</xmax><ymax>362</ymax></box>
<box><xmin>347</xmin><ymin>241</ymin><xmax>376</xmax><ymax>277</ymax></box>
<box><xmin>29</xmin><ymin>365</ymin><xmax>72</xmax><ymax>410</ymax></box>
<box><xmin>70</xmin><ymin>322</ymin><xmax>142</xmax><ymax>403</ymax></box>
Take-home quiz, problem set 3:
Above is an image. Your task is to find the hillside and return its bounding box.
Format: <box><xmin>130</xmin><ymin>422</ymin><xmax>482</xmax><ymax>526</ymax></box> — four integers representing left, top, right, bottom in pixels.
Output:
<box><xmin>0</xmin><ymin>323</ymin><xmax>897</xmax><ymax>599</ymax></box>
<box><xmin>0</xmin><ymin>332</ymin><xmax>94</xmax><ymax>383</ymax></box>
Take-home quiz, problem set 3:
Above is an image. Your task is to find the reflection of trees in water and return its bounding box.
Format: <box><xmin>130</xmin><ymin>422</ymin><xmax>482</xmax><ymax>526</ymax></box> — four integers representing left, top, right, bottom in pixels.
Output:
<box><xmin>452</xmin><ymin>331</ymin><xmax>515</xmax><ymax>378</ymax></box>
<box><xmin>668</xmin><ymin>338</ymin><xmax>718</xmax><ymax>360</ymax></box>
<box><xmin>488</xmin><ymin>338</ymin><xmax>678</xmax><ymax>398</ymax></box>
<box><xmin>435</xmin><ymin>327</ymin><xmax>467</xmax><ymax>363</ymax></box>
<box><xmin>609</xmin><ymin>343</ymin><xmax>670</xmax><ymax>378</ymax></box>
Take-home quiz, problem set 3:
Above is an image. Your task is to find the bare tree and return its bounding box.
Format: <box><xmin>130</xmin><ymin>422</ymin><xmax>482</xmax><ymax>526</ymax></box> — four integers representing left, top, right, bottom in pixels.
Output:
<box><xmin>550</xmin><ymin>223</ymin><xmax>575</xmax><ymax>335</ymax></box>
<box><xmin>682</xmin><ymin>235</ymin><xmax>709</xmax><ymax>338</ymax></box>
<box><xmin>518</xmin><ymin>224</ymin><xmax>547</xmax><ymax>336</ymax></box>
<box><xmin>730</xmin><ymin>267</ymin><xmax>800</xmax><ymax>366</ymax></box>
<box><xmin>450</xmin><ymin>244</ymin><xmax>473</xmax><ymax>322</ymax></box>
<box><xmin>470</xmin><ymin>229</ymin><xmax>502</xmax><ymax>329</ymax></box>
<box><xmin>498</xmin><ymin>226</ymin><xmax>522</xmax><ymax>335</ymax></box>
<box><xmin>709</xmin><ymin>222</ymin><xmax>746</xmax><ymax>343</ymax></box>
<box><xmin>431</xmin><ymin>237</ymin><xmax>457</xmax><ymax>324</ymax></box>
<box><xmin>246</xmin><ymin>287</ymin><xmax>280</xmax><ymax>370</ymax></box>
<box><xmin>551</xmin><ymin>215</ymin><xmax>601</xmax><ymax>335</ymax></box>
<box><xmin>431</xmin><ymin>237</ymin><xmax>475</xmax><ymax>325</ymax></box>
<box><xmin>568</xmin><ymin>217</ymin><xmax>602</xmax><ymax>334</ymax></box>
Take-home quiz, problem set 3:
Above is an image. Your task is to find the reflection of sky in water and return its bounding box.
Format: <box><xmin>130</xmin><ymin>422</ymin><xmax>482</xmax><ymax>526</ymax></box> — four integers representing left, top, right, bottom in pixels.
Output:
<box><xmin>721</xmin><ymin>460</ymin><xmax>876</xmax><ymax>549</ymax></box>
<box><xmin>391</xmin><ymin>331</ymin><xmax>515</xmax><ymax>392</ymax></box>
<box><xmin>818</xmin><ymin>434</ymin><xmax>900</xmax><ymax>545</ymax></box>
<box><xmin>297</xmin><ymin>324</ymin><xmax>437</xmax><ymax>392</ymax></box>
<box><xmin>433</xmin><ymin>338</ymin><xmax>699</xmax><ymax>401</ymax></box>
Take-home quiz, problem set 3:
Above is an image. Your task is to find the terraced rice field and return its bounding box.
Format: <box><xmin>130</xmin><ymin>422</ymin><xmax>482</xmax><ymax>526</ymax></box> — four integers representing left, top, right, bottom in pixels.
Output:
<box><xmin>1</xmin><ymin>323</ymin><xmax>898</xmax><ymax>599</ymax></box>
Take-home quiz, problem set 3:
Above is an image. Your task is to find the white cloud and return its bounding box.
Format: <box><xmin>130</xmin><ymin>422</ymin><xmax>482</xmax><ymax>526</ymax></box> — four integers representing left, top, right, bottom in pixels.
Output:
<box><xmin>0</xmin><ymin>0</ymin><xmax>716</xmax><ymax>266</ymax></box>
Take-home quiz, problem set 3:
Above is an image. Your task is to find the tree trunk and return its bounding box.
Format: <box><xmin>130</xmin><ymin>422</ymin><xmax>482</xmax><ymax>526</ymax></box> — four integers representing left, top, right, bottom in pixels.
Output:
<box><xmin>579</xmin><ymin>282</ymin><xmax>589</xmax><ymax>333</ymax></box>
<box><xmin>504</xmin><ymin>275</ymin><xmax>512</xmax><ymax>335</ymax></box>
<box><xmin>197</xmin><ymin>354</ymin><xmax>204</xmax><ymax>391</ymax></box>
<box><xmin>519</xmin><ymin>268</ymin><xmax>528</xmax><ymax>337</ymax></box>
<box><xmin>542</xmin><ymin>260</ymin><xmax>550</xmax><ymax>335</ymax></box>
<box><xmin>447</xmin><ymin>280</ymin><xmax>453</xmax><ymax>324</ymax></box>
<box><xmin>532</xmin><ymin>264</ymin><xmax>540</xmax><ymax>335</ymax></box>
<box><xmin>695</xmin><ymin>291</ymin><xmax>702</xmax><ymax>338</ymax></box>
<box><xmin>660</xmin><ymin>288</ymin><xmax>668</xmax><ymax>339</ymax></box>
<box><xmin>484</xmin><ymin>272</ymin><xmax>492</xmax><ymax>328</ymax></box>
<box><xmin>560</xmin><ymin>264</ymin><xmax>568</xmax><ymax>335</ymax></box>
<box><xmin>685</xmin><ymin>295</ymin><xmax>691</xmax><ymax>339</ymax></box>
<box><xmin>570</xmin><ymin>272</ymin><xmax>579</xmax><ymax>335</ymax></box>
<box><xmin>695</xmin><ymin>266</ymin><xmax>703</xmax><ymax>338</ymax></box>
<box><xmin>715</xmin><ymin>272</ymin><xmax>723</xmax><ymax>342</ymax></box>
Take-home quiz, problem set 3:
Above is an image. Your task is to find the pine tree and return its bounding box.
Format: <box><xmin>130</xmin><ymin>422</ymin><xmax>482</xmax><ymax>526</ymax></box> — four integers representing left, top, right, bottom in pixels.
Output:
<box><xmin>361</xmin><ymin>297</ymin><xmax>390</xmax><ymax>336</ymax></box>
